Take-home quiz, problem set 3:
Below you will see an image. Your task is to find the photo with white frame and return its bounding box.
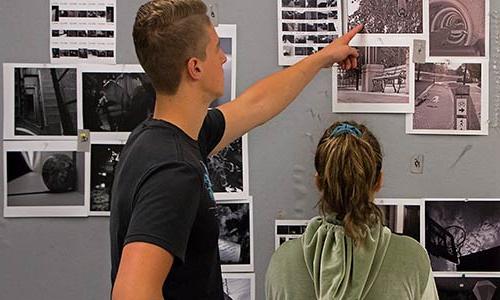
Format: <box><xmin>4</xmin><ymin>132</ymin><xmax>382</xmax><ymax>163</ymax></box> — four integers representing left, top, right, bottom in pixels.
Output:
<box><xmin>3</xmin><ymin>140</ymin><xmax>89</xmax><ymax>217</ymax></box>
<box><xmin>210</xmin><ymin>24</ymin><xmax>250</xmax><ymax>200</ymax></box>
<box><xmin>87</xmin><ymin>139</ymin><xmax>125</xmax><ymax>216</ymax></box>
<box><xmin>3</xmin><ymin>63</ymin><xmax>78</xmax><ymax>140</ymax></box>
<box><xmin>275</xmin><ymin>219</ymin><xmax>309</xmax><ymax>250</ymax></box>
<box><xmin>374</xmin><ymin>198</ymin><xmax>424</xmax><ymax>244</ymax></box>
<box><xmin>332</xmin><ymin>36</ymin><xmax>415</xmax><ymax>113</ymax></box>
<box><xmin>424</xmin><ymin>198</ymin><xmax>500</xmax><ymax>277</ymax></box>
<box><xmin>406</xmin><ymin>60</ymin><xmax>488</xmax><ymax>135</ymax></box>
<box><xmin>277</xmin><ymin>0</ymin><xmax>342</xmax><ymax>65</ymax></box>
<box><xmin>217</xmin><ymin>197</ymin><xmax>254</xmax><ymax>273</ymax></box>
<box><xmin>77</xmin><ymin>64</ymin><xmax>154</xmax><ymax>142</ymax></box>
<box><xmin>221</xmin><ymin>273</ymin><xmax>255</xmax><ymax>300</ymax></box>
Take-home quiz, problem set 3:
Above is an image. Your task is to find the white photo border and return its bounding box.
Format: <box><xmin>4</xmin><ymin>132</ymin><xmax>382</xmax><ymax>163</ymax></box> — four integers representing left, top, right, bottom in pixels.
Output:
<box><xmin>218</xmin><ymin>197</ymin><xmax>254</xmax><ymax>273</ymax></box>
<box><xmin>275</xmin><ymin>219</ymin><xmax>309</xmax><ymax>250</ymax></box>
<box><xmin>221</xmin><ymin>272</ymin><xmax>256</xmax><ymax>300</ymax></box>
<box><xmin>3</xmin><ymin>140</ymin><xmax>89</xmax><ymax>217</ymax></box>
<box><xmin>406</xmin><ymin>60</ymin><xmax>489</xmax><ymax>135</ymax></box>
<box><xmin>332</xmin><ymin>37</ymin><xmax>415</xmax><ymax>113</ymax></box>
<box><xmin>424</xmin><ymin>198</ymin><xmax>500</xmax><ymax>277</ymax></box>
<box><xmin>3</xmin><ymin>63</ymin><xmax>79</xmax><ymax>141</ymax></box>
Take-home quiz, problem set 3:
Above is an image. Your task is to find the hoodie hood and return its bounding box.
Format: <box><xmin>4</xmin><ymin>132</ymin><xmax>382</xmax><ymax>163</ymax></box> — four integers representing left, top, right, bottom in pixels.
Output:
<box><xmin>301</xmin><ymin>215</ymin><xmax>391</xmax><ymax>300</ymax></box>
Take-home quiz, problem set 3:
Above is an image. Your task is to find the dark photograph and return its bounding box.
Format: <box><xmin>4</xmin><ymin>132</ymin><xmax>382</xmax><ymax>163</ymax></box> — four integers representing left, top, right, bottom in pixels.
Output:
<box><xmin>337</xmin><ymin>46</ymin><xmax>410</xmax><ymax>103</ymax></box>
<box><xmin>90</xmin><ymin>144</ymin><xmax>124</xmax><ymax>212</ymax></box>
<box><xmin>207</xmin><ymin>138</ymin><xmax>243</xmax><ymax>193</ymax></box>
<box><xmin>51</xmin><ymin>6</ymin><xmax>59</xmax><ymax>22</ymax></box>
<box><xmin>378</xmin><ymin>204</ymin><xmax>421</xmax><ymax>242</ymax></box>
<box><xmin>426</xmin><ymin>200</ymin><xmax>500</xmax><ymax>272</ymax></box>
<box><xmin>14</xmin><ymin>67</ymin><xmax>77</xmax><ymax>136</ymax></box>
<box><xmin>217</xmin><ymin>202</ymin><xmax>251</xmax><ymax>265</ymax></box>
<box><xmin>282</xmin><ymin>0</ymin><xmax>306</xmax><ymax>7</ymax></box>
<box><xmin>7</xmin><ymin>151</ymin><xmax>85</xmax><ymax>206</ymax></box>
<box><xmin>413</xmin><ymin>63</ymin><xmax>482</xmax><ymax>131</ymax></box>
<box><xmin>106</xmin><ymin>6</ymin><xmax>114</xmax><ymax>22</ymax></box>
<box><xmin>436</xmin><ymin>277</ymin><xmax>500</xmax><ymax>300</ymax></box>
<box><xmin>347</xmin><ymin>0</ymin><xmax>423</xmax><ymax>34</ymax></box>
<box><xmin>82</xmin><ymin>72</ymin><xmax>155</xmax><ymax>132</ymax></box>
<box><xmin>429</xmin><ymin>0</ymin><xmax>485</xmax><ymax>57</ymax></box>
<box><xmin>275</xmin><ymin>221</ymin><xmax>308</xmax><ymax>249</ymax></box>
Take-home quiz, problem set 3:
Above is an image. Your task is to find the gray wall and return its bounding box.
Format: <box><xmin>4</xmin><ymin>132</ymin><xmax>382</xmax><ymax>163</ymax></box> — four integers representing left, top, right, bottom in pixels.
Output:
<box><xmin>1</xmin><ymin>0</ymin><xmax>499</xmax><ymax>299</ymax></box>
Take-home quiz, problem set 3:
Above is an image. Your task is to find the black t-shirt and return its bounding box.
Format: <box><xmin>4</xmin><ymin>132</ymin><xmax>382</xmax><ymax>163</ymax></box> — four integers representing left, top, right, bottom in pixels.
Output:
<box><xmin>110</xmin><ymin>109</ymin><xmax>226</xmax><ymax>299</ymax></box>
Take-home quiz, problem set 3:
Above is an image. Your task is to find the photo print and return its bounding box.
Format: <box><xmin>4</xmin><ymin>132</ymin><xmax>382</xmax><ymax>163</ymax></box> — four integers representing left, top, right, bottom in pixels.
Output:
<box><xmin>436</xmin><ymin>276</ymin><xmax>500</xmax><ymax>300</ymax></box>
<box><xmin>88</xmin><ymin>142</ymin><xmax>124</xmax><ymax>216</ymax></box>
<box><xmin>222</xmin><ymin>273</ymin><xmax>255</xmax><ymax>300</ymax></box>
<box><xmin>332</xmin><ymin>43</ymin><xmax>414</xmax><ymax>113</ymax></box>
<box><xmin>278</xmin><ymin>0</ymin><xmax>342</xmax><ymax>65</ymax></box>
<box><xmin>275</xmin><ymin>220</ymin><xmax>309</xmax><ymax>250</ymax></box>
<box><xmin>425</xmin><ymin>199</ymin><xmax>500</xmax><ymax>273</ymax></box>
<box><xmin>427</xmin><ymin>0</ymin><xmax>487</xmax><ymax>58</ymax></box>
<box><xmin>208</xmin><ymin>25</ymin><xmax>249</xmax><ymax>199</ymax></box>
<box><xmin>78</xmin><ymin>65</ymin><xmax>155</xmax><ymax>141</ymax></box>
<box><xmin>3</xmin><ymin>64</ymin><xmax>77</xmax><ymax>140</ymax></box>
<box><xmin>50</xmin><ymin>0</ymin><xmax>116</xmax><ymax>63</ymax></box>
<box><xmin>217</xmin><ymin>198</ymin><xmax>253</xmax><ymax>272</ymax></box>
<box><xmin>4</xmin><ymin>141</ymin><xmax>88</xmax><ymax>217</ymax></box>
<box><xmin>407</xmin><ymin>61</ymin><xmax>488</xmax><ymax>135</ymax></box>
<box><xmin>346</xmin><ymin>0</ymin><xmax>423</xmax><ymax>35</ymax></box>
<box><xmin>375</xmin><ymin>198</ymin><xmax>423</xmax><ymax>243</ymax></box>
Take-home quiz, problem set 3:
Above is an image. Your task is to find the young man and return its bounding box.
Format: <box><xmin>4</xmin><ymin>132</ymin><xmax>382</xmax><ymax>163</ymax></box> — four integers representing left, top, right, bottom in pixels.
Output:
<box><xmin>110</xmin><ymin>0</ymin><xmax>362</xmax><ymax>299</ymax></box>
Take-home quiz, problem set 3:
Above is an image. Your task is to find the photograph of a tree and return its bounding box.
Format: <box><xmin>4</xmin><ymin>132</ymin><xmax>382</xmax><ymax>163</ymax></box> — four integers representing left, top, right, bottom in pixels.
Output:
<box><xmin>348</xmin><ymin>0</ymin><xmax>423</xmax><ymax>34</ymax></box>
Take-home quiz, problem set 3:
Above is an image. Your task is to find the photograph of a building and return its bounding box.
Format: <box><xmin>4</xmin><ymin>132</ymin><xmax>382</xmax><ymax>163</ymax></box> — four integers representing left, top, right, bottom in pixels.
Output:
<box><xmin>347</xmin><ymin>0</ymin><xmax>423</xmax><ymax>34</ymax></box>
<box><xmin>429</xmin><ymin>0</ymin><xmax>486</xmax><ymax>57</ymax></box>
<box><xmin>411</xmin><ymin>63</ymin><xmax>482</xmax><ymax>132</ymax></box>
<box><xmin>425</xmin><ymin>200</ymin><xmax>500</xmax><ymax>272</ymax></box>
<box><xmin>12</xmin><ymin>66</ymin><xmax>77</xmax><ymax>137</ymax></box>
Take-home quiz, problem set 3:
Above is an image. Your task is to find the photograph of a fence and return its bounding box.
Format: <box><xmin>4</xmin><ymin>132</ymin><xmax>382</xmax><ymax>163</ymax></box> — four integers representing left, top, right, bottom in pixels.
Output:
<box><xmin>408</xmin><ymin>62</ymin><xmax>484</xmax><ymax>134</ymax></box>
<box><xmin>435</xmin><ymin>276</ymin><xmax>500</xmax><ymax>299</ymax></box>
<box><xmin>428</xmin><ymin>0</ymin><xmax>486</xmax><ymax>57</ymax></box>
<box><xmin>347</xmin><ymin>0</ymin><xmax>423</xmax><ymax>34</ymax></box>
<box><xmin>333</xmin><ymin>45</ymin><xmax>413</xmax><ymax>113</ymax></box>
<box><xmin>4</xmin><ymin>64</ymin><xmax>77</xmax><ymax>139</ymax></box>
<box><xmin>425</xmin><ymin>199</ymin><xmax>500</xmax><ymax>272</ymax></box>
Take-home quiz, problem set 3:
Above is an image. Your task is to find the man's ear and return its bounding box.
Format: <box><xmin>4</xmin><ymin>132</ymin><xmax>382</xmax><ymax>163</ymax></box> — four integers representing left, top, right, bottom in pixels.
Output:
<box><xmin>186</xmin><ymin>57</ymin><xmax>203</xmax><ymax>80</ymax></box>
<box><xmin>374</xmin><ymin>171</ymin><xmax>384</xmax><ymax>193</ymax></box>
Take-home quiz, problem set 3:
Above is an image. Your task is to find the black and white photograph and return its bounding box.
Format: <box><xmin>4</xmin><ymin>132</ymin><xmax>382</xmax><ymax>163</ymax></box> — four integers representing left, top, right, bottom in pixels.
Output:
<box><xmin>346</xmin><ymin>0</ymin><xmax>423</xmax><ymax>34</ymax></box>
<box><xmin>217</xmin><ymin>199</ymin><xmax>253</xmax><ymax>272</ymax></box>
<box><xmin>89</xmin><ymin>143</ymin><xmax>124</xmax><ymax>216</ymax></box>
<box><xmin>375</xmin><ymin>198</ymin><xmax>423</xmax><ymax>243</ymax></box>
<box><xmin>50</xmin><ymin>0</ymin><xmax>116</xmax><ymax>63</ymax></box>
<box><xmin>425</xmin><ymin>199</ymin><xmax>500</xmax><ymax>273</ymax></box>
<box><xmin>278</xmin><ymin>0</ymin><xmax>342</xmax><ymax>65</ymax></box>
<box><xmin>222</xmin><ymin>273</ymin><xmax>255</xmax><ymax>300</ymax></box>
<box><xmin>78</xmin><ymin>64</ymin><xmax>155</xmax><ymax>141</ymax></box>
<box><xmin>407</xmin><ymin>61</ymin><xmax>488</xmax><ymax>135</ymax></box>
<box><xmin>427</xmin><ymin>0</ymin><xmax>487</xmax><ymax>58</ymax></box>
<box><xmin>3</xmin><ymin>64</ymin><xmax>78</xmax><ymax>140</ymax></box>
<box><xmin>208</xmin><ymin>25</ymin><xmax>249</xmax><ymax>199</ymax></box>
<box><xmin>3</xmin><ymin>141</ymin><xmax>88</xmax><ymax>217</ymax></box>
<box><xmin>332</xmin><ymin>44</ymin><xmax>414</xmax><ymax>113</ymax></box>
<box><xmin>275</xmin><ymin>219</ymin><xmax>309</xmax><ymax>249</ymax></box>
<box><xmin>436</xmin><ymin>276</ymin><xmax>500</xmax><ymax>300</ymax></box>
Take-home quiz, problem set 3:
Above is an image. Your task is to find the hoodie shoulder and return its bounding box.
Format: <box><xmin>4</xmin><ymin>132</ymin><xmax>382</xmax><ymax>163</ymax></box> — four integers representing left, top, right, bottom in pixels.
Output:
<box><xmin>266</xmin><ymin>239</ymin><xmax>316</xmax><ymax>300</ymax></box>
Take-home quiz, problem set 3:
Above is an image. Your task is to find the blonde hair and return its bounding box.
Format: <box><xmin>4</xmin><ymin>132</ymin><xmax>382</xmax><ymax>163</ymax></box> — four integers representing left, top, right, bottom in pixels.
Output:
<box><xmin>314</xmin><ymin>121</ymin><xmax>383</xmax><ymax>245</ymax></box>
<box><xmin>133</xmin><ymin>0</ymin><xmax>211</xmax><ymax>95</ymax></box>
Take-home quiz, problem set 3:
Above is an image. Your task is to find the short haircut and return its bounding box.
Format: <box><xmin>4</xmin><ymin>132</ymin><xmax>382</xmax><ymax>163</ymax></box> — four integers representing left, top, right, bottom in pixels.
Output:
<box><xmin>133</xmin><ymin>0</ymin><xmax>211</xmax><ymax>95</ymax></box>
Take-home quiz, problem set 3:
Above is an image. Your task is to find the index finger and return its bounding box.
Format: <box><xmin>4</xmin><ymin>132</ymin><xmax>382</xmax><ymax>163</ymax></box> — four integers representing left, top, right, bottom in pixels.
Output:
<box><xmin>340</xmin><ymin>24</ymin><xmax>363</xmax><ymax>43</ymax></box>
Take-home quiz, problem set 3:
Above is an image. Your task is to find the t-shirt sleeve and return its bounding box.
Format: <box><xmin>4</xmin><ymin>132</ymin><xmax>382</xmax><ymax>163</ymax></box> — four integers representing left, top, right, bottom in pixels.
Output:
<box><xmin>198</xmin><ymin>108</ymin><xmax>226</xmax><ymax>156</ymax></box>
<box><xmin>124</xmin><ymin>162</ymin><xmax>202</xmax><ymax>263</ymax></box>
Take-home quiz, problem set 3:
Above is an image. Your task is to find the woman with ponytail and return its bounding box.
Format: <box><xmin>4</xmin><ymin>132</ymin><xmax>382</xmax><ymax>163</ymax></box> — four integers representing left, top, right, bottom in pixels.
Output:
<box><xmin>265</xmin><ymin>121</ymin><xmax>438</xmax><ymax>300</ymax></box>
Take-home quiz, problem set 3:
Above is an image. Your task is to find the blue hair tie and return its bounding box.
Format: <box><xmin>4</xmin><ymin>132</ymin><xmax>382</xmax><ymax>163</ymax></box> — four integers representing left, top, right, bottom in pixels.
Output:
<box><xmin>330</xmin><ymin>123</ymin><xmax>362</xmax><ymax>138</ymax></box>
